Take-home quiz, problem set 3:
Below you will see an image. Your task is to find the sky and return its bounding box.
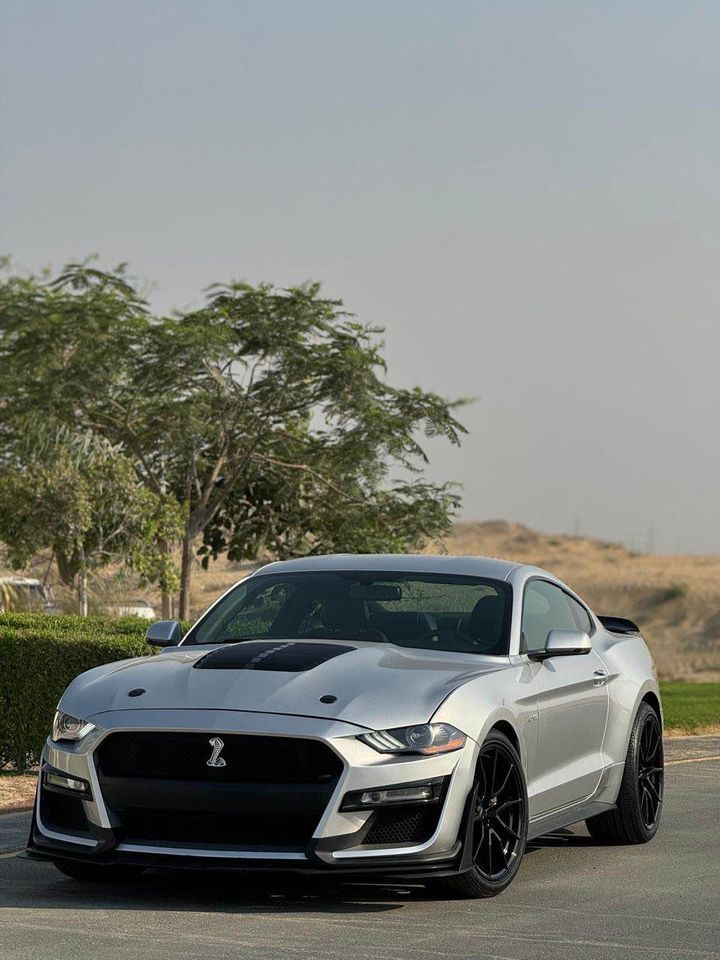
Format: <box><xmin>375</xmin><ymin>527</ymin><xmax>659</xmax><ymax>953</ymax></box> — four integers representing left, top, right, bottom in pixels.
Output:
<box><xmin>2</xmin><ymin>0</ymin><xmax>720</xmax><ymax>553</ymax></box>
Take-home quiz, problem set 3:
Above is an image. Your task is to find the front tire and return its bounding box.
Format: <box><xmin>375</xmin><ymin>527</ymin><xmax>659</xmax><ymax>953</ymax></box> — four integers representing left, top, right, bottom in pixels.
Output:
<box><xmin>434</xmin><ymin>730</ymin><xmax>528</xmax><ymax>899</ymax></box>
<box><xmin>53</xmin><ymin>860</ymin><xmax>145</xmax><ymax>883</ymax></box>
<box><xmin>586</xmin><ymin>701</ymin><xmax>664</xmax><ymax>844</ymax></box>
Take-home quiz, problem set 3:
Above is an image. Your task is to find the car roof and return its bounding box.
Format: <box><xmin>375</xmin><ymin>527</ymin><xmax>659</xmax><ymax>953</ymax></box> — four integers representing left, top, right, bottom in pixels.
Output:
<box><xmin>253</xmin><ymin>554</ymin><xmax>521</xmax><ymax>581</ymax></box>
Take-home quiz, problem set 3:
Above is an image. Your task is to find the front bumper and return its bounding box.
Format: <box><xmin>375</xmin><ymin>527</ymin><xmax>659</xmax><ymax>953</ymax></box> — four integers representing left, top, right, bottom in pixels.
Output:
<box><xmin>29</xmin><ymin>709</ymin><xmax>476</xmax><ymax>877</ymax></box>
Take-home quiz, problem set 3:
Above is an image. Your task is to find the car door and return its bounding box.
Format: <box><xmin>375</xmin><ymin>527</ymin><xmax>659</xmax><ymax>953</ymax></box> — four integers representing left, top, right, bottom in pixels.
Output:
<box><xmin>522</xmin><ymin>579</ymin><xmax>609</xmax><ymax>817</ymax></box>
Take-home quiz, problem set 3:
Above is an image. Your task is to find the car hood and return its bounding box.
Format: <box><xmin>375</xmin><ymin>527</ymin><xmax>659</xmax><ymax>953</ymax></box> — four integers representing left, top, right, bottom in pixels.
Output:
<box><xmin>62</xmin><ymin>639</ymin><xmax>509</xmax><ymax>731</ymax></box>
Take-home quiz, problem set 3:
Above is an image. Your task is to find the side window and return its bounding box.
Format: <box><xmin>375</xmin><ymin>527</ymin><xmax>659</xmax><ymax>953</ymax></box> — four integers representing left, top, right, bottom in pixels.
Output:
<box><xmin>521</xmin><ymin>581</ymin><xmax>577</xmax><ymax>653</ymax></box>
<box><xmin>566</xmin><ymin>595</ymin><xmax>593</xmax><ymax>634</ymax></box>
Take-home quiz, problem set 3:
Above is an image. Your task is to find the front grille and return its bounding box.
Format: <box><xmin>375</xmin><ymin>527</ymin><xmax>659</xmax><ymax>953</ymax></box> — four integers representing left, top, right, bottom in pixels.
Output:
<box><xmin>364</xmin><ymin>805</ymin><xmax>440</xmax><ymax>846</ymax></box>
<box><xmin>95</xmin><ymin>731</ymin><xmax>343</xmax><ymax>851</ymax></box>
<box><xmin>41</xmin><ymin>791</ymin><xmax>90</xmax><ymax>835</ymax></box>
<box><xmin>97</xmin><ymin>732</ymin><xmax>343</xmax><ymax>784</ymax></box>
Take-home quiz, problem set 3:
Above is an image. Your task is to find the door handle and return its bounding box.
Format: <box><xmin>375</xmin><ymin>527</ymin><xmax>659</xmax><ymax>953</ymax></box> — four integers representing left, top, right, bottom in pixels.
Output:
<box><xmin>593</xmin><ymin>669</ymin><xmax>608</xmax><ymax>686</ymax></box>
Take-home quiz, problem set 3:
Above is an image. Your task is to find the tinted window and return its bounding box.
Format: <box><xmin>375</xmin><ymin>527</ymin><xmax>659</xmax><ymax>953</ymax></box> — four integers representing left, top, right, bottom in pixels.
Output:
<box><xmin>217</xmin><ymin>581</ymin><xmax>295</xmax><ymax>639</ymax></box>
<box><xmin>521</xmin><ymin>580</ymin><xmax>578</xmax><ymax>653</ymax></box>
<box><xmin>187</xmin><ymin>571</ymin><xmax>512</xmax><ymax>655</ymax></box>
<box><xmin>567</xmin><ymin>595</ymin><xmax>593</xmax><ymax>634</ymax></box>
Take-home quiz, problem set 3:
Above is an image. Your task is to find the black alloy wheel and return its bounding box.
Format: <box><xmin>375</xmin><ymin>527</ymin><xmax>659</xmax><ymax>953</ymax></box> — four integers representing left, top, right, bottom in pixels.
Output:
<box><xmin>586</xmin><ymin>700</ymin><xmax>664</xmax><ymax>844</ymax></box>
<box><xmin>434</xmin><ymin>729</ymin><xmax>528</xmax><ymax>898</ymax></box>
<box><xmin>472</xmin><ymin>740</ymin><xmax>527</xmax><ymax>880</ymax></box>
<box><xmin>637</xmin><ymin>710</ymin><xmax>664</xmax><ymax>830</ymax></box>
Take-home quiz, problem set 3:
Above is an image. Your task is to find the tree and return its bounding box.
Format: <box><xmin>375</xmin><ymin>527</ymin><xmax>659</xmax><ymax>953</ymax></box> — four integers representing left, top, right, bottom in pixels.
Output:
<box><xmin>0</xmin><ymin>262</ymin><xmax>468</xmax><ymax>619</ymax></box>
<box><xmin>114</xmin><ymin>280</ymin><xmax>467</xmax><ymax>618</ymax></box>
<box><xmin>0</xmin><ymin>260</ymin><xmax>182</xmax><ymax>613</ymax></box>
<box><xmin>0</xmin><ymin>428</ymin><xmax>182</xmax><ymax>614</ymax></box>
<box><xmin>199</xmin><ymin>443</ymin><xmax>460</xmax><ymax>567</ymax></box>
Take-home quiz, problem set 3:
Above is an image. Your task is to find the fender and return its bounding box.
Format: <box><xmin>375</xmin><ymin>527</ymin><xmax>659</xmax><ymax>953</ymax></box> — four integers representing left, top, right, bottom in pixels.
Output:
<box><xmin>605</xmin><ymin>676</ymin><xmax>660</xmax><ymax>760</ymax></box>
<box><xmin>430</xmin><ymin>662</ymin><xmax>536</xmax><ymax>777</ymax></box>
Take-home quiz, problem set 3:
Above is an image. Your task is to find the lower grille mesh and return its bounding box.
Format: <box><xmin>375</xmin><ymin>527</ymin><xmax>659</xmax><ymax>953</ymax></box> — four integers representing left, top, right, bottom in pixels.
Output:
<box><xmin>118</xmin><ymin>811</ymin><xmax>317</xmax><ymax>847</ymax></box>
<box><xmin>364</xmin><ymin>805</ymin><xmax>440</xmax><ymax>846</ymax></box>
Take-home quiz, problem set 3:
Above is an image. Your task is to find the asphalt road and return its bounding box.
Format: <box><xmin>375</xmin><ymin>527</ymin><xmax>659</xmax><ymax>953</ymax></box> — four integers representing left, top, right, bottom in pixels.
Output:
<box><xmin>1</xmin><ymin>741</ymin><xmax>719</xmax><ymax>960</ymax></box>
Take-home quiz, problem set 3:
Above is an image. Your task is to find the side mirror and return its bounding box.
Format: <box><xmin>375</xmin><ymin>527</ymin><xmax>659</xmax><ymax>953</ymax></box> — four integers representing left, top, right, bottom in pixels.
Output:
<box><xmin>146</xmin><ymin>619</ymin><xmax>182</xmax><ymax>647</ymax></box>
<box><xmin>529</xmin><ymin>628</ymin><xmax>591</xmax><ymax>661</ymax></box>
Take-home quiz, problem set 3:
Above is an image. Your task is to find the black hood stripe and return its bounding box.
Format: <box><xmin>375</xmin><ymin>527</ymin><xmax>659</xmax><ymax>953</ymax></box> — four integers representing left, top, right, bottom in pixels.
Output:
<box><xmin>193</xmin><ymin>641</ymin><xmax>354</xmax><ymax>673</ymax></box>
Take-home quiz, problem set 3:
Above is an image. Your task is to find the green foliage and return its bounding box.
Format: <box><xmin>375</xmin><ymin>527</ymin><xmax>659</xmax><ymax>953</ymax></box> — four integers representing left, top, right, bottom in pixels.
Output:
<box><xmin>0</xmin><ymin>611</ymin><xmax>157</xmax><ymax>637</ymax></box>
<box><xmin>0</xmin><ymin>427</ymin><xmax>184</xmax><ymax>611</ymax></box>
<box><xmin>0</xmin><ymin>260</ymin><xmax>149</xmax><ymax>438</ymax></box>
<box><xmin>660</xmin><ymin>681</ymin><xmax>720</xmax><ymax>733</ymax></box>
<box><xmin>202</xmin><ymin>469</ymin><xmax>459</xmax><ymax>565</ymax></box>
<box><xmin>0</xmin><ymin>613</ymin><xmax>153</xmax><ymax>771</ymax></box>
<box><xmin>127</xmin><ymin>495</ymin><xmax>185</xmax><ymax>598</ymax></box>
<box><xmin>0</xmin><ymin>261</ymin><xmax>468</xmax><ymax>617</ymax></box>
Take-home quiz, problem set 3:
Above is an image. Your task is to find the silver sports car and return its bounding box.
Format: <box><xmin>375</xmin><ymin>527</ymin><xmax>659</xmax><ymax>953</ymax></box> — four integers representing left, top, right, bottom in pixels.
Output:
<box><xmin>28</xmin><ymin>555</ymin><xmax>664</xmax><ymax>897</ymax></box>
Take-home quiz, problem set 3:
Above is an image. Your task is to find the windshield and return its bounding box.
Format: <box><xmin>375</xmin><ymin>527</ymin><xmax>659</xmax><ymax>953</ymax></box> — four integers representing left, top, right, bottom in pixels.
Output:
<box><xmin>185</xmin><ymin>571</ymin><xmax>512</xmax><ymax>656</ymax></box>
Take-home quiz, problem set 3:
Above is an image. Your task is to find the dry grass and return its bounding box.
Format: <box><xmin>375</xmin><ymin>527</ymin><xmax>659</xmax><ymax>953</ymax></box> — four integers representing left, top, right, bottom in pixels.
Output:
<box><xmin>444</xmin><ymin>521</ymin><xmax>720</xmax><ymax>682</ymax></box>
<box><xmin>666</xmin><ymin>723</ymin><xmax>720</xmax><ymax>737</ymax></box>
<box><xmin>0</xmin><ymin>773</ymin><xmax>37</xmax><ymax>812</ymax></box>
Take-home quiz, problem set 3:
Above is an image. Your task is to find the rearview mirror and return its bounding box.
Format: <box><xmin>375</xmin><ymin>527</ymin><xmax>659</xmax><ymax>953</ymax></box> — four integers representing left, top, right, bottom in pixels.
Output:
<box><xmin>348</xmin><ymin>584</ymin><xmax>403</xmax><ymax>601</ymax></box>
<box><xmin>529</xmin><ymin>629</ymin><xmax>591</xmax><ymax>661</ymax></box>
<box><xmin>146</xmin><ymin>619</ymin><xmax>182</xmax><ymax>647</ymax></box>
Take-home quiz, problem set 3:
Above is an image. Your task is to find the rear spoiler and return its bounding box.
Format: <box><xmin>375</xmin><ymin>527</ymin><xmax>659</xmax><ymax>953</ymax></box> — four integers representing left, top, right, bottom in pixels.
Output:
<box><xmin>598</xmin><ymin>615</ymin><xmax>641</xmax><ymax>636</ymax></box>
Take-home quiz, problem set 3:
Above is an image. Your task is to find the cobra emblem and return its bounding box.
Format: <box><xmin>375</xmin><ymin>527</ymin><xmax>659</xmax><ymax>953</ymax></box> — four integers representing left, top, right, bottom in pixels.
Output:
<box><xmin>206</xmin><ymin>736</ymin><xmax>227</xmax><ymax>768</ymax></box>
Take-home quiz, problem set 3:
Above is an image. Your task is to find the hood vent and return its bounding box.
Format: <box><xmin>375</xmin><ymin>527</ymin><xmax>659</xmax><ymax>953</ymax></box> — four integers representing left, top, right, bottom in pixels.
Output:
<box><xmin>193</xmin><ymin>640</ymin><xmax>354</xmax><ymax>673</ymax></box>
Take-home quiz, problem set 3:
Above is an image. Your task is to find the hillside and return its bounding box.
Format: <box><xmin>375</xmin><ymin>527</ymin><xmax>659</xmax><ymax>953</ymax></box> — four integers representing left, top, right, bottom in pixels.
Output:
<box><xmin>445</xmin><ymin>521</ymin><xmax>720</xmax><ymax>682</ymax></box>
<box><xmin>3</xmin><ymin>521</ymin><xmax>719</xmax><ymax>681</ymax></box>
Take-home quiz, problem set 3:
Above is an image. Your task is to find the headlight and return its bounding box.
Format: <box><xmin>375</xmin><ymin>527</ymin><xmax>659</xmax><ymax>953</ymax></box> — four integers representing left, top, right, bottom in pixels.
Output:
<box><xmin>359</xmin><ymin>723</ymin><xmax>466</xmax><ymax>756</ymax></box>
<box><xmin>52</xmin><ymin>711</ymin><xmax>96</xmax><ymax>742</ymax></box>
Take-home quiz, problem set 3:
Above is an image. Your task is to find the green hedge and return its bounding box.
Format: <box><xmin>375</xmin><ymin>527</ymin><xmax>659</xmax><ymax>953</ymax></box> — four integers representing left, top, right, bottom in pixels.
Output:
<box><xmin>0</xmin><ymin>613</ymin><xmax>154</xmax><ymax>771</ymax></box>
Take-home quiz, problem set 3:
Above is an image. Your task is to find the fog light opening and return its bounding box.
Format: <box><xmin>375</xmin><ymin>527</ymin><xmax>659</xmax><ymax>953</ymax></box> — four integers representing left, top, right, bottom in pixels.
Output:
<box><xmin>44</xmin><ymin>769</ymin><xmax>92</xmax><ymax>799</ymax></box>
<box><xmin>341</xmin><ymin>778</ymin><xmax>444</xmax><ymax>812</ymax></box>
<box><xmin>360</xmin><ymin>785</ymin><xmax>433</xmax><ymax>805</ymax></box>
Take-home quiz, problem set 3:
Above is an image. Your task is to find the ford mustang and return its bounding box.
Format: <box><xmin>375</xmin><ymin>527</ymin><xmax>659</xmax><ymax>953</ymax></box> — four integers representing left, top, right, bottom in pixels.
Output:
<box><xmin>27</xmin><ymin>555</ymin><xmax>664</xmax><ymax>897</ymax></box>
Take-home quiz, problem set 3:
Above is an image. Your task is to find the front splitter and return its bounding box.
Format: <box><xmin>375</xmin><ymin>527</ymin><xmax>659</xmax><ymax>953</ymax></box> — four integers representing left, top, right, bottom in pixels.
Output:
<box><xmin>26</xmin><ymin>828</ymin><xmax>463</xmax><ymax>881</ymax></box>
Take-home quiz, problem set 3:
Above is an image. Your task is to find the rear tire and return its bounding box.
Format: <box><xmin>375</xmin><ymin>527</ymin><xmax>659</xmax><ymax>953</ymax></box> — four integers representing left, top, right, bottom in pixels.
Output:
<box><xmin>53</xmin><ymin>860</ymin><xmax>144</xmax><ymax>883</ymax></box>
<box><xmin>433</xmin><ymin>730</ymin><xmax>528</xmax><ymax>899</ymax></box>
<box><xmin>586</xmin><ymin>701</ymin><xmax>664</xmax><ymax>844</ymax></box>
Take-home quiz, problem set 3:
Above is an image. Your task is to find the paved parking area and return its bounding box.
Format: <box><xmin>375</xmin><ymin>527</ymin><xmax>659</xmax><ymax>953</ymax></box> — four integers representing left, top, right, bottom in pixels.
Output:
<box><xmin>1</xmin><ymin>741</ymin><xmax>718</xmax><ymax>960</ymax></box>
